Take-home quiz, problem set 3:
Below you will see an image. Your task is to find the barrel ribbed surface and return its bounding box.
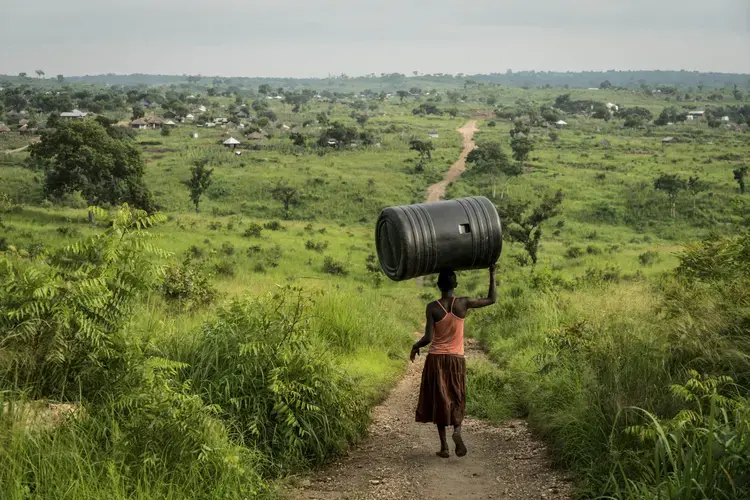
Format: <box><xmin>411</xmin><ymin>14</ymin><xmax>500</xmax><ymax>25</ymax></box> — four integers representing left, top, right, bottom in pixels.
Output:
<box><xmin>375</xmin><ymin>196</ymin><xmax>502</xmax><ymax>282</ymax></box>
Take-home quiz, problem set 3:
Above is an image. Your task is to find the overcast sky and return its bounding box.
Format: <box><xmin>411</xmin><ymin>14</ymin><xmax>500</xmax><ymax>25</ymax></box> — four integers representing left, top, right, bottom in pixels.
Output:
<box><xmin>1</xmin><ymin>0</ymin><xmax>749</xmax><ymax>77</ymax></box>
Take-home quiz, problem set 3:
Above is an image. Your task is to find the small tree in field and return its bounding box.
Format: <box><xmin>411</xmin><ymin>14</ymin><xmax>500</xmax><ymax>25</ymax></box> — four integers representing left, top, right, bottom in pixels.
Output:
<box><xmin>409</xmin><ymin>139</ymin><xmax>434</xmax><ymax>162</ymax></box>
<box><xmin>498</xmin><ymin>190</ymin><xmax>564</xmax><ymax>266</ymax></box>
<box><xmin>270</xmin><ymin>181</ymin><xmax>302</xmax><ymax>219</ymax></box>
<box><xmin>733</xmin><ymin>166</ymin><xmax>747</xmax><ymax>194</ymax></box>
<box><xmin>396</xmin><ymin>90</ymin><xmax>409</xmax><ymax>103</ymax></box>
<box><xmin>509</xmin><ymin>121</ymin><xmax>534</xmax><ymax>163</ymax></box>
<box><xmin>654</xmin><ymin>173</ymin><xmax>686</xmax><ymax>218</ymax></box>
<box><xmin>686</xmin><ymin>176</ymin><xmax>706</xmax><ymax>213</ymax></box>
<box><xmin>186</xmin><ymin>159</ymin><xmax>213</xmax><ymax>213</ymax></box>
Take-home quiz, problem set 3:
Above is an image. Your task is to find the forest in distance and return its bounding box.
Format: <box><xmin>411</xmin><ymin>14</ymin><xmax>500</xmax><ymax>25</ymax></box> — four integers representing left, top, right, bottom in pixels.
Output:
<box><xmin>1</xmin><ymin>68</ymin><xmax>749</xmax><ymax>499</ymax></box>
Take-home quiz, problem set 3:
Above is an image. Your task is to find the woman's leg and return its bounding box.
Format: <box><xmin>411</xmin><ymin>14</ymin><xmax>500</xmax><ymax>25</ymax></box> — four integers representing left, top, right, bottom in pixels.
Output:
<box><xmin>436</xmin><ymin>425</ymin><xmax>449</xmax><ymax>458</ymax></box>
<box><xmin>452</xmin><ymin>425</ymin><xmax>467</xmax><ymax>457</ymax></box>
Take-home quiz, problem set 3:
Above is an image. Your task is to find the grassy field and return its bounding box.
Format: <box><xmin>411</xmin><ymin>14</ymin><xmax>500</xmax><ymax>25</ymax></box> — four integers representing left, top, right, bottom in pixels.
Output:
<box><xmin>1</xmin><ymin>78</ymin><xmax>749</xmax><ymax>498</ymax></box>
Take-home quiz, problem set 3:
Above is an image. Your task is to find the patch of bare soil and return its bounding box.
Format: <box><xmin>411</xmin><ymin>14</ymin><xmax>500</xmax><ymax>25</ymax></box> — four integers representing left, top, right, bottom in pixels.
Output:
<box><xmin>283</xmin><ymin>339</ymin><xmax>572</xmax><ymax>500</ymax></box>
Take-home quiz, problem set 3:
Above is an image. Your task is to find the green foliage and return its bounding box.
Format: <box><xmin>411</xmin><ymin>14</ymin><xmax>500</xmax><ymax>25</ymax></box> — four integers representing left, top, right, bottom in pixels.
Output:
<box><xmin>322</xmin><ymin>256</ymin><xmax>349</xmax><ymax>276</ymax></box>
<box><xmin>497</xmin><ymin>190</ymin><xmax>564</xmax><ymax>265</ymax></box>
<box><xmin>734</xmin><ymin>166</ymin><xmax>747</xmax><ymax>194</ymax></box>
<box><xmin>509</xmin><ymin>121</ymin><xmax>534</xmax><ymax>163</ymax></box>
<box><xmin>182</xmin><ymin>288</ymin><xmax>367</xmax><ymax>474</ymax></box>
<box><xmin>408</xmin><ymin>138</ymin><xmax>434</xmax><ymax>161</ymax></box>
<box><xmin>29</xmin><ymin>121</ymin><xmax>154</xmax><ymax>214</ymax></box>
<box><xmin>466</xmin><ymin>141</ymin><xmax>516</xmax><ymax>176</ymax></box>
<box><xmin>0</xmin><ymin>205</ymin><xmax>168</xmax><ymax>399</ymax></box>
<box><xmin>270</xmin><ymin>181</ymin><xmax>302</xmax><ymax>220</ymax></box>
<box><xmin>242</xmin><ymin>223</ymin><xmax>263</xmax><ymax>238</ymax></box>
<box><xmin>186</xmin><ymin>159</ymin><xmax>214</xmax><ymax>213</ymax></box>
<box><xmin>161</xmin><ymin>258</ymin><xmax>218</xmax><ymax>309</ymax></box>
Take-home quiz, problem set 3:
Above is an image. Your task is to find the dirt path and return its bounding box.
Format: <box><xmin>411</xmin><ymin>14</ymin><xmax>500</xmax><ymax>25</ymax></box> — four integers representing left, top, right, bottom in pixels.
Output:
<box><xmin>2</xmin><ymin>137</ymin><xmax>40</xmax><ymax>154</ymax></box>
<box><xmin>284</xmin><ymin>121</ymin><xmax>571</xmax><ymax>500</ymax></box>
<box><xmin>425</xmin><ymin>120</ymin><xmax>478</xmax><ymax>203</ymax></box>
<box><xmin>284</xmin><ymin>339</ymin><xmax>571</xmax><ymax>500</ymax></box>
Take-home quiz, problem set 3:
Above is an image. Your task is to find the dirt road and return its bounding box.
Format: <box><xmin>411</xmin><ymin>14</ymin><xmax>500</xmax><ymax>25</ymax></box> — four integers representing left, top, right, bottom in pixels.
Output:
<box><xmin>285</xmin><ymin>339</ymin><xmax>570</xmax><ymax>500</ymax></box>
<box><xmin>2</xmin><ymin>137</ymin><xmax>40</xmax><ymax>155</ymax></box>
<box><xmin>425</xmin><ymin>120</ymin><xmax>478</xmax><ymax>203</ymax></box>
<box><xmin>284</xmin><ymin>122</ymin><xmax>571</xmax><ymax>500</ymax></box>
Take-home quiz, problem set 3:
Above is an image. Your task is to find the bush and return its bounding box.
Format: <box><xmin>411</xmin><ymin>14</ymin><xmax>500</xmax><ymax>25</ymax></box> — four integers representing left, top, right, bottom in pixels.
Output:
<box><xmin>213</xmin><ymin>259</ymin><xmax>235</xmax><ymax>277</ymax></box>
<box><xmin>242</xmin><ymin>223</ymin><xmax>263</xmax><ymax>238</ymax></box>
<box><xmin>161</xmin><ymin>258</ymin><xmax>218</xmax><ymax>309</ymax></box>
<box><xmin>565</xmin><ymin>246</ymin><xmax>584</xmax><ymax>259</ymax></box>
<box><xmin>305</xmin><ymin>240</ymin><xmax>329</xmax><ymax>253</ymax></box>
<box><xmin>220</xmin><ymin>241</ymin><xmax>235</xmax><ymax>256</ymax></box>
<box><xmin>208</xmin><ymin>221</ymin><xmax>222</xmax><ymax>231</ymax></box>
<box><xmin>322</xmin><ymin>256</ymin><xmax>348</xmax><ymax>276</ymax></box>
<box><xmin>181</xmin><ymin>288</ymin><xmax>368</xmax><ymax>472</ymax></box>
<box><xmin>638</xmin><ymin>250</ymin><xmax>661</xmax><ymax>266</ymax></box>
<box><xmin>263</xmin><ymin>220</ymin><xmax>284</xmax><ymax>231</ymax></box>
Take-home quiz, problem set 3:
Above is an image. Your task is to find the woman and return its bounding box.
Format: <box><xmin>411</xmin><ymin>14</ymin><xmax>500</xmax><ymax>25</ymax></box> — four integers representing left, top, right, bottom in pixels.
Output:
<box><xmin>410</xmin><ymin>265</ymin><xmax>497</xmax><ymax>458</ymax></box>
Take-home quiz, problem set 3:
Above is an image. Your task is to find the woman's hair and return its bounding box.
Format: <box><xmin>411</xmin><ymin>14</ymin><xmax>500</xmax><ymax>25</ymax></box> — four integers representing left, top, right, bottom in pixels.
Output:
<box><xmin>437</xmin><ymin>270</ymin><xmax>457</xmax><ymax>292</ymax></box>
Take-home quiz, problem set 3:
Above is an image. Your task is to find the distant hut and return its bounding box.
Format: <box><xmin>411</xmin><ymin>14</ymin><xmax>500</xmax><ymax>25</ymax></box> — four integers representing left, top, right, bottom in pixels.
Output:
<box><xmin>247</xmin><ymin>131</ymin><xmax>266</xmax><ymax>141</ymax></box>
<box><xmin>145</xmin><ymin>116</ymin><xmax>166</xmax><ymax>129</ymax></box>
<box><xmin>428</xmin><ymin>129</ymin><xmax>439</xmax><ymax>138</ymax></box>
<box><xmin>185</xmin><ymin>114</ymin><xmax>195</xmax><ymax>121</ymax></box>
<box><xmin>165</xmin><ymin>119</ymin><xmax>177</xmax><ymax>127</ymax></box>
<box><xmin>0</xmin><ymin>124</ymin><xmax>10</xmax><ymax>133</ymax></box>
<box><xmin>60</xmin><ymin>109</ymin><xmax>88</xmax><ymax>119</ymax></box>
<box><xmin>555</xmin><ymin>120</ymin><xmax>568</xmax><ymax>128</ymax></box>
<box><xmin>223</xmin><ymin>137</ymin><xmax>241</xmax><ymax>149</ymax></box>
<box><xmin>721</xmin><ymin>116</ymin><xmax>730</xmax><ymax>122</ymax></box>
<box><xmin>130</xmin><ymin>118</ymin><xmax>147</xmax><ymax>129</ymax></box>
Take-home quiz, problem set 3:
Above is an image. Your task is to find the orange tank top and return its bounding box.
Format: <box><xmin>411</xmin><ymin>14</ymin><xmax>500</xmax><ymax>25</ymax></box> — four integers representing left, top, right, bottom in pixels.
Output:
<box><xmin>429</xmin><ymin>297</ymin><xmax>465</xmax><ymax>356</ymax></box>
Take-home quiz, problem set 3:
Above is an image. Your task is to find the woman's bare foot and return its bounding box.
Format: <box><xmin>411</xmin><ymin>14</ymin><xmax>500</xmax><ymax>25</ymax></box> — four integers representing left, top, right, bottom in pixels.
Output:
<box><xmin>436</xmin><ymin>447</ymin><xmax>450</xmax><ymax>458</ymax></box>
<box><xmin>452</xmin><ymin>432</ymin><xmax>467</xmax><ymax>457</ymax></box>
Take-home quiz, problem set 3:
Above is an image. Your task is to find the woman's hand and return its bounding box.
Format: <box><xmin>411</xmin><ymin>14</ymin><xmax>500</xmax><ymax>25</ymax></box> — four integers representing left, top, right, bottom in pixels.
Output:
<box><xmin>410</xmin><ymin>344</ymin><xmax>420</xmax><ymax>362</ymax></box>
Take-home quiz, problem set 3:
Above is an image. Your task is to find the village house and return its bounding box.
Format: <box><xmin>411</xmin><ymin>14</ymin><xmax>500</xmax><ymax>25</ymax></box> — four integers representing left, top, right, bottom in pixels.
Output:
<box><xmin>130</xmin><ymin>118</ymin><xmax>147</xmax><ymax>129</ymax></box>
<box><xmin>145</xmin><ymin>116</ymin><xmax>166</xmax><ymax>129</ymax></box>
<box><xmin>60</xmin><ymin>109</ymin><xmax>88</xmax><ymax>119</ymax></box>
<box><xmin>688</xmin><ymin>110</ymin><xmax>705</xmax><ymax>119</ymax></box>
<box><xmin>222</xmin><ymin>137</ymin><xmax>240</xmax><ymax>149</ymax></box>
<box><xmin>197</xmin><ymin>105</ymin><xmax>207</xmax><ymax>113</ymax></box>
<box><xmin>0</xmin><ymin>124</ymin><xmax>10</xmax><ymax>133</ymax></box>
<box><xmin>185</xmin><ymin>114</ymin><xmax>195</xmax><ymax>121</ymax></box>
<box><xmin>428</xmin><ymin>129</ymin><xmax>439</xmax><ymax>138</ymax></box>
<box><xmin>556</xmin><ymin>120</ymin><xmax>568</xmax><ymax>128</ymax></box>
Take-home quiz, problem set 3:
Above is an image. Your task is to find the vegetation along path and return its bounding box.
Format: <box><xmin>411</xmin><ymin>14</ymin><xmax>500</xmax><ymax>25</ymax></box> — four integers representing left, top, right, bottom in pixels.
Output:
<box><xmin>286</xmin><ymin>122</ymin><xmax>571</xmax><ymax>500</ymax></box>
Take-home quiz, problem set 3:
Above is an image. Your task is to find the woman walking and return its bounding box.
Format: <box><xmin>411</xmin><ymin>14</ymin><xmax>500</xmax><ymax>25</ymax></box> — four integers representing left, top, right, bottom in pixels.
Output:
<box><xmin>410</xmin><ymin>265</ymin><xmax>497</xmax><ymax>458</ymax></box>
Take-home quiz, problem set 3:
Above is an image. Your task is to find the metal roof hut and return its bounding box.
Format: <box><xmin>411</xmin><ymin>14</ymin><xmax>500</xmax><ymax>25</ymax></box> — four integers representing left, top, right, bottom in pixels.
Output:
<box><xmin>223</xmin><ymin>137</ymin><xmax>241</xmax><ymax>149</ymax></box>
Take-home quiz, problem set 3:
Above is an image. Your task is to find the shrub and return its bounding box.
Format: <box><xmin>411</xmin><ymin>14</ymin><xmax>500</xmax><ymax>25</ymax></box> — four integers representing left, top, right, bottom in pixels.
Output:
<box><xmin>161</xmin><ymin>258</ymin><xmax>218</xmax><ymax>309</ymax></box>
<box><xmin>242</xmin><ymin>223</ymin><xmax>263</xmax><ymax>238</ymax></box>
<box><xmin>182</xmin><ymin>288</ymin><xmax>368</xmax><ymax>472</ymax></box>
<box><xmin>638</xmin><ymin>250</ymin><xmax>660</xmax><ymax>266</ymax></box>
<box><xmin>220</xmin><ymin>241</ymin><xmax>235</xmax><ymax>256</ymax></box>
<box><xmin>213</xmin><ymin>259</ymin><xmax>235</xmax><ymax>277</ymax></box>
<box><xmin>565</xmin><ymin>246</ymin><xmax>584</xmax><ymax>259</ymax></box>
<box><xmin>263</xmin><ymin>221</ymin><xmax>284</xmax><ymax>231</ymax></box>
<box><xmin>208</xmin><ymin>221</ymin><xmax>222</xmax><ymax>231</ymax></box>
<box><xmin>322</xmin><ymin>256</ymin><xmax>348</xmax><ymax>276</ymax></box>
<box><xmin>305</xmin><ymin>240</ymin><xmax>329</xmax><ymax>253</ymax></box>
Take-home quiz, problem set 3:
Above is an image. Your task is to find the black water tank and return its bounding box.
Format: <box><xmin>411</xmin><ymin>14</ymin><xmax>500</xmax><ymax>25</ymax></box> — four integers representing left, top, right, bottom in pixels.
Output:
<box><xmin>376</xmin><ymin>196</ymin><xmax>502</xmax><ymax>282</ymax></box>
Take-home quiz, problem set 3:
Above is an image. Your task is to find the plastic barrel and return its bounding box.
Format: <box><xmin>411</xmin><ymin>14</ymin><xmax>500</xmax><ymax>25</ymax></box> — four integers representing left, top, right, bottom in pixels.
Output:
<box><xmin>375</xmin><ymin>196</ymin><xmax>502</xmax><ymax>282</ymax></box>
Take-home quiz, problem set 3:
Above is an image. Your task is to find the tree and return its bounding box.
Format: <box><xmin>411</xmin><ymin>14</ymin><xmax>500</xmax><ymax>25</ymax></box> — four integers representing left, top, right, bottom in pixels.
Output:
<box><xmin>56</xmin><ymin>74</ymin><xmax>64</xmax><ymax>83</ymax></box>
<box><xmin>655</xmin><ymin>107</ymin><xmax>687</xmax><ymax>126</ymax></box>
<box><xmin>29</xmin><ymin>121</ymin><xmax>153</xmax><ymax>223</ymax></box>
<box><xmin>446</xmin><ymin>108</ymin><xmax>459</xmax><ymax>118</ymax></box>
<box><xmin>409</xmin><ymin>139</ymin><xmax>434</xmax><ymax>161</ymax></box>
<box><xmin>618</xmin><ymin>107</ymin><xmax>653</xmax><ymax>128</ymax></box>
<box><xmin>270</xmin><ymin>181</ymin><xmax>302</xmax><ymax>219</ymax></box>
<box><xmin>733</xmin><ymin>166</ymin><xmax>748</xmax><ymax>194</ymax></box>
<box><xmin>355</xmin><ymin>114</ymin><xmax>369</xmax><ymax>126</ymax></box>
<box><xmin>289</xmin><ymin>132</ymin><xmax>306</xmax><ymax>147</ymax></box>
<box><xmin>654</xmin><ymin>173</ymin><xmax>686</xmax><ymax>218</ymax></box>
<box><xmin>509</xmin><ymin>122</ymin><xmax>534</xmax><ymax>163</ymax></box>
<box><xmin>186</xmin><ymin>159</ymin><xmax>213</xmax><ymax>213</ymax></box>
<box><xmin>466</xmin><ymin>142</ymin><xmax>517</xmax><ymax>176</ymax></box>
<box><xmin>35</xmin><ymin>69</ymin><xmax>45</xmax><ymax>79</ymax></box>
<box><xmin>18</xmin><ymin>72</ymin><xmax>27</xmax><ymax>79</ymax></box>
<box><xmin>396</xmin><ymin>90</ymin><xmax>409</xmax><ymax>103</ymax></box>
<box><xmin>258</xmin><ymin>84</ymin><xmax>272</xmax><ymax>95</ymax></box>
<box><xmin>599</xmin><ymin>80</ymin><xmax>613</xmax><ymax>89</ymax></box>
<box><xmin>498</xmin><ymin>190</ymin><xmax>564</xmax><ymax>265</ymax></box>
<box><xmin>160</xmin><ymin>126</ymin><xmax>171</xmax><ymax>137</ymax></box>
<box><xmin>316</xmin><ymin>112</ymin><xmax>329</xmax><ymax>126</ymax></box>
<box><xmin>131</xmin><ymin>104</ymin><xmax>145</xmax><ymax>120</ymax></box>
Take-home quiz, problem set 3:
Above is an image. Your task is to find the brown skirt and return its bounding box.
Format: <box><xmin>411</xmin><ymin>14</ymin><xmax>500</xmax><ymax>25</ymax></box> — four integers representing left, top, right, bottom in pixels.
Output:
<box><xmin>415</xmin><ymin>353</ymin><xmax>466</xmax><ymax>426</ymax></box>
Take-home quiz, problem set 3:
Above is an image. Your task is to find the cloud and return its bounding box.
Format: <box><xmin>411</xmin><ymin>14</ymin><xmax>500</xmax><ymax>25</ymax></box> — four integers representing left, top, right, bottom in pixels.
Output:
<box><xmin>1</xmin><ymin>0</ymin><xmax>748</xmax><ymax>76</ymax></box>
